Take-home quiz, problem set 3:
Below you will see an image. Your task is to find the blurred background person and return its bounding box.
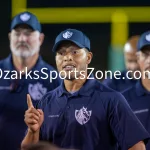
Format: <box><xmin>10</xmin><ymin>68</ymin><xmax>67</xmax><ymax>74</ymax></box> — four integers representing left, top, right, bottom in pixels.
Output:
<box><xmin>122</xmin><ymin>30</ymin><xmax>150</xmax><ymax>150</ymax></box>
<box><xmin>103</xmin><ymin>35</ymin><xmax>140</xmax><ymax>92</ymax></box>
<box><xmin>0</xmin><ymin>11</ymin><xmax>61</xmax><ymax>150</ymax></box>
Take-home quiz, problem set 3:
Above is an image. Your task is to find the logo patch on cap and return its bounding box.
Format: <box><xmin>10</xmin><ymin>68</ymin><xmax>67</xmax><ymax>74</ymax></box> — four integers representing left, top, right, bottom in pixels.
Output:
<box><xmin>145</xmin><ymin>34</ymin><xmax>150</xmax><ymax>42</ymax></box>
<box><xmin>63</xmin><ymin>31</ymin><xmax>73</xmax><ymax>39</ymax></box>
<box><xmin>20</xmin><ymin>13</ymin><xmax>30</xmax><ymax>22</ymax></box>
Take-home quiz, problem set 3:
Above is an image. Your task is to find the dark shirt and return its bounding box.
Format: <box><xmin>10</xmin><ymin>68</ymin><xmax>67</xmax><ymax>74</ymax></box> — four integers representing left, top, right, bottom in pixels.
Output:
<box><xmin>103</xmin><ymin>70</ymin><xmax>137</xmax><ymax>92</ymax></box>
<box><xmin>122</xmin><ymin>80</ymin><xmax>150</xmax><ymax>149</ymax></box>
<box><xmin>0</xmin><ymin>55</ymin><xmax>61</xmax><ymax>150</ymax></box>
<box><xmin>37</xmin><ymin>78</ymin><xmax>149</xmax><ymax>150</ymax></box>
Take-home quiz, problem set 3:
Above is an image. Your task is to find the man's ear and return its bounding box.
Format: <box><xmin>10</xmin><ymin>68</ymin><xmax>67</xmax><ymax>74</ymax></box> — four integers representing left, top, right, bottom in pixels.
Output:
<box><xmin>39</xmin><ymin>33</ymin><xmax>45</xmax><ymax>46</ymax></box>
<box><xmin>136</xmin><ymin>51</ymin><xmax>140</xmax><ymax>62</ymax></box>
<box><xmin>87</xmin><ymin>52</ymin><xmax>93</xmax><ymax>64</ymax></box>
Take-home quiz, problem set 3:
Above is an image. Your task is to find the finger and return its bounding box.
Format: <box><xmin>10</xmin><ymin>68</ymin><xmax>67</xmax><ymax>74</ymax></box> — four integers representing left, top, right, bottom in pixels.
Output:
<box><xmin>26</xmin><ymin>113</ymin><xmax>40</xmax><ymax>122</ymax></box>
<box><xmin>27</xmin><ymin>94</ymin><xmax>34</xmax><ymax>108</ymax></box>
<box><xmin>26</xmin><ymin>108</ymin><xmax>40</xmax><ymax>117</ymax></box>
<box><xmin>25</xmin><ymin>118</ymin><xmax>38</xmax><ymax>124</ymax></box>
<box><xmin>37</xmin><ymin>109</ymin><xmax>44</xmax><ymax>115</ymax></box>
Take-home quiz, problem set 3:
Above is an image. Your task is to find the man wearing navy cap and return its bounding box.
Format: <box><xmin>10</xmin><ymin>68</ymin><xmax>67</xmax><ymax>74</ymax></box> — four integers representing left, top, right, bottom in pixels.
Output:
<box><xmin>22</xmin><ymin>29</ymin><xmax>149</xmax><ymax>150</ymax></box>
<box><xmin>122</xmin><ymin>31</ymin><xmax>150</xmax><ymax>149</ymax></box>
<box><xmin>103</xmin><ymin>35</ymin><xmax>140</xmax><ymax>92</ymax></box>
<box><xmin>0</xmin><ymin>11</ymin><xmax>61</xmax><ymax>150</ymax></box>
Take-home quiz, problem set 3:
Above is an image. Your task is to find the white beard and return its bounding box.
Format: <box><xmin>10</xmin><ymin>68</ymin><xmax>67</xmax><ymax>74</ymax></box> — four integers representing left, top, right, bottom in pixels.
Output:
<box><xmin>10</xmin><ymin>44</ymin><xmax>40</xmax><ymax>58</ymax></box>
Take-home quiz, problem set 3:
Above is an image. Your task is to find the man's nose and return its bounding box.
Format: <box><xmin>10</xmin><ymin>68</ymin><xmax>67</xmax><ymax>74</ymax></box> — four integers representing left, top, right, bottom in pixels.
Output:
<box><xmin>18</xmin><ymin>34</ymin><xmax>27</xmax><ymax>42</ymax></box>
<box><xmin>64</xmin><ymin>52</ymin><xmax>73</xmax><ymax>62</ymax></box>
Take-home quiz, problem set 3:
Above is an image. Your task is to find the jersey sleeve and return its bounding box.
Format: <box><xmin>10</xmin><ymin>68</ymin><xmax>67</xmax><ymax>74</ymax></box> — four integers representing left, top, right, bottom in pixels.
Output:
<box><xmin>108</xmin><ymin>92</ymin><xmax>150</xmax><ymax>149</ymax></box>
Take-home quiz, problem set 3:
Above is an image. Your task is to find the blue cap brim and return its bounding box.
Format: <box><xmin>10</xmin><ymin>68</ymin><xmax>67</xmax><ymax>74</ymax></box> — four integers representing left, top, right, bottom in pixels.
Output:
<box><xmin>138</xmin><ymin>41</ymin><xmax>150</xmax><ymax>51</ymax></box>
<box><xmin>52</xmin><ymin>39</ymin><xmax>85</xmax><ymax>52</ymax></box>
<box><xmin>11</xmin><ymin>22</ymin><xmax>34</xmax><ymax>30</ymax></box>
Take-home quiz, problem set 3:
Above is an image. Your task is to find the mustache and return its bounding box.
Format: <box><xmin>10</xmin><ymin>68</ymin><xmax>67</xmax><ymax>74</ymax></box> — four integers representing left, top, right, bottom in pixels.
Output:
<box><xmin>16</xmin><ymin>42</ymin><xmax>30</xmax><ymax>49</ymax></box>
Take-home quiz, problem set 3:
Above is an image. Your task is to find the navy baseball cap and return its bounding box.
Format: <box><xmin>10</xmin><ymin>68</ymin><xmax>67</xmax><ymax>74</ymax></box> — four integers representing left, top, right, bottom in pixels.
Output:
<box><xmin>137</xmin><ymin>31</ymin><xmax>150</xmax><ymax>51</ymax></box>
<box><xmin>10</xmin><ymin>11</ymin><xmax>41</xmax><ymax>32</ymax></box>
<box><xmin>52</xmin><ymin>29</ymin><xmax>90</xmax><ymax>52</ymax></box>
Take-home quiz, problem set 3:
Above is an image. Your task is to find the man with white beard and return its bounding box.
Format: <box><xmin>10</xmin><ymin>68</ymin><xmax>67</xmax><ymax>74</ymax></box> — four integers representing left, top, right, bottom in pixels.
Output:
<box><xmin>0</xmin><ymin>11</ymin><xmax>61</xmax><ymax>150</ymax></box>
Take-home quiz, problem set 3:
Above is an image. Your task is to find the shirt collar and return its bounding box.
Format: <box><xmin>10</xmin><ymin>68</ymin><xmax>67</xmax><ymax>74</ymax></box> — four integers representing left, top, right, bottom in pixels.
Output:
<box><xmin>123</xmin><ymin>70</ymin><xmax>138</xmax><ymax>83</ymax></box>
<box><xmin>3</xmin><ymin>54</ymin><xmax>44</xmax><ymax>71</ymax></box>
<box><xmin>30</xmin><ymin>55</ymin><xmax>45</xmax><ymax>71</ymax></box>
<box><xmin>3</xmin><ymin>54</ymin><xmax>15</xmax><ymax>70</ymax></box>
<box><xmin>57</xmin><ymin>77</ymin><xmax>97</xmax><ymax>98</ymax></box>
<box><xmin>136</xmin><ymin>80</ymin><xmax>150</xmax><ymax>96</ymax></box>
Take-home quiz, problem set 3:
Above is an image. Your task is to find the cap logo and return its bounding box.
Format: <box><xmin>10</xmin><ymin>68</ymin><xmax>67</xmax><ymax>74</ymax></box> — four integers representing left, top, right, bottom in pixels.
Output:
<box><xmin>63</xmin><ymin>31</ymin><xmax>73</xmax><ymax>39</ymax></box>
<box><xmin>145</xmin><ymin>34</ymin><xmax>150</xmax><ymax>42</ymax></box>
<box><xmin>20</xmin><ymin>13</ymin><xmax>30</xmax><ymax>22</ymax></box>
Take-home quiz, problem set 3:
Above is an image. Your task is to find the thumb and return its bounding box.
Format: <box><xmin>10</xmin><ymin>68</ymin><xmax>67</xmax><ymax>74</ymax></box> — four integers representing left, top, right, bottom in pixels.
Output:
<box><xmin>27</xmin><ymin>94</ymin><xmax>34</xmax><ymax>108</ymax></box>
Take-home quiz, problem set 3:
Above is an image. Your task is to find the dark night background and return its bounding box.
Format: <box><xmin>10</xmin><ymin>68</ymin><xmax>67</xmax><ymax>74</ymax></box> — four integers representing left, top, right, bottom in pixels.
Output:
<box><xmin>1</xmin><ymin>0</ymin><xmax>150</xmax><ymax>75</ymax></box>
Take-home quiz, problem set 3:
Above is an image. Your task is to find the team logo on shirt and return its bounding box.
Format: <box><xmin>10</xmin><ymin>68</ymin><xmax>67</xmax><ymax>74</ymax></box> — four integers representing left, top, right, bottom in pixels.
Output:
<box><xmin>75</xmin><ymin>107</ymin><xmax>92</xmax><ymax>125</ymax></box>
<box><xmin>28</xmin><ymin>82</ymin><xmax>47</xmax><ymax>101</ymax></box>
<box><xmin>63</xmin><ymin>31</ymin><xmax>73</xmax><ymax>39</ymax></box>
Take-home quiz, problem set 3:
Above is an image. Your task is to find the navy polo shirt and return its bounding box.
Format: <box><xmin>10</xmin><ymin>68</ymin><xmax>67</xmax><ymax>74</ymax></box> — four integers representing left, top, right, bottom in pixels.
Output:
<box><xmin>0</xmin><ymin>55</ymin><xmax>61</xmax><ymax>150</ymax></box>
<box><xmin>103</xmin><ymin>70</ymin><xmax>137</xmax><ymax>92</ymax></box>
<box><xmin>122</xmin><ymin>80</ymin><xmax>150</xmax><ymax>149</ymax></box>
<box><xmin>37</xmin><ymin>78</ymin><xmax>149</xmax><ymax>150</ymax></box>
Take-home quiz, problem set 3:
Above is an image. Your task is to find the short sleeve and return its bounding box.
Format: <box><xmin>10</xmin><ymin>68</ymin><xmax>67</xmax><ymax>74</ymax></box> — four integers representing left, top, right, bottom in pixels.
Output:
<box><xmin>108</xmin><ymin>92</ymin><xmax>150</xmax><ymax>149</ymax></box>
